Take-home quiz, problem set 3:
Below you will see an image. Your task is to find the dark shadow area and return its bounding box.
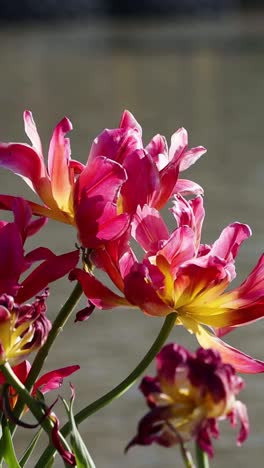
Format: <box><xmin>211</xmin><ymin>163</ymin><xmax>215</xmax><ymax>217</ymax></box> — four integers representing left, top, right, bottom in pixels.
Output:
<box><xmin>0</xmin><ymin>0</ymin><xmax>258</xmax><ymax>22</ymax></box>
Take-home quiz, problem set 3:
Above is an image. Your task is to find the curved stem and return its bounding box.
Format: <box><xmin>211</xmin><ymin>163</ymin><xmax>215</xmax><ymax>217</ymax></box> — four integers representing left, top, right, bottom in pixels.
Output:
<box><xmin>10</xmin><ymin>282</ymin><xmax>83</xmax><ymax>434</ymax></box>
<box><xmin>195</xmin><ymin>442</ymin><xmax>210</xmax><ymax>468</ymax></box>
<box><xmin>0</xmin><ymin>363</ymin><xmax>70</xmax><ymax>445</ymax></box>
<box><xmin>0</xmin><ymin>363</ymin><xmax>73</xmax><ymax>467</ymax></box>
<box><xmin>35</xmin><ymin>312</ymin><xmax>177</xmax><ymax>467</ymax></box>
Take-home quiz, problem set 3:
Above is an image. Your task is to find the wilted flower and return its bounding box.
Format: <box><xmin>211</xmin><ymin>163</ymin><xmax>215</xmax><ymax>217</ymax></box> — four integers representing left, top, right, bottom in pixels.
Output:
<box><xmin>51</xmin><ymin>415</ymin><xmax>76</xmax><ymax>466</ymax></box>
<box><xmin>126</xmin><ymin>344</ymin><xmax>249</xmax><ymax>458</ymax></box>
<box><xmin>0</xmin><ymin>291</ymin><xmax>51</xmax><ymax>365</ymax></box>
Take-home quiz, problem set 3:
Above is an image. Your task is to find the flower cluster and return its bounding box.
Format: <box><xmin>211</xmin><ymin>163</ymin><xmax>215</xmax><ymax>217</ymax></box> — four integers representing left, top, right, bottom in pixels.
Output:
<box><xmin>0</xmin><ymin>109</ymin><xmax>261</xmax><ymax>465</ymax></box>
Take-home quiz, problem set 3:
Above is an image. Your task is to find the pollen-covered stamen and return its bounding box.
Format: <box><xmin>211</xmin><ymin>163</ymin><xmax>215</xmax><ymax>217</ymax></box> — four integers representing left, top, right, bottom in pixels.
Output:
<box><xmin>0</xmin><ymin>291</ymin><xmax>51</xmax><ymax>365</ymax></box>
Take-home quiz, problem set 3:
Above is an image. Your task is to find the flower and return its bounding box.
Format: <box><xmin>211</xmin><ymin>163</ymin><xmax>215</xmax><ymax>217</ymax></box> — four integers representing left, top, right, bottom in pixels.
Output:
<box><xmin>51</xmin><ymin>415</ymin><xmax>76</xmax><ymax>466</ymax></box>
<box><xmin>88</xmin><ymin>110</ymin><xmax>206</xmax><ymax>214</ymax></box>
<box><xmin>126</xmin><ymin>344</ymin><xmax>249</xmax><ymax>458</ymax></box>
<box><xmin>0</xmin><ymin>291</ymin><xmax>51</xmax><ymax>365</ymax></box>
<box><xmin>0</xmin><ymin>359</ymin><xmax>80</xmax><ymax>410</ymax></box>
<box><xmin>0</xmin><ymin>111</ymin><xmax>131</xmax><ymax>247</ymax></box>
<box><xmin>0</xmin><ymin>110</ymin><xmax>206</xmax><ymax>247</ymax></box>
<box><xmin>0</xmin><ymin>197</ymin><xmax>79</xmax><ymax>303</ymax></box>
<box><xmin>71</xmin><ymin>196</ymin><xmax>264</xmax><ymax>372</ymax></box>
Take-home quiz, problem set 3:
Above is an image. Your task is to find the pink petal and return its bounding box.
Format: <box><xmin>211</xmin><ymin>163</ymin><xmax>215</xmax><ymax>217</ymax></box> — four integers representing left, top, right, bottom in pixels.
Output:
<box><xmin>196</xmin><ymin>325</ymin><xmax>264</xmax><ymax>373</ymax></box>
<box><xmin>157</xmin><ymin>226</ymin><xmax>195</xmax><ymax>274</ymax></box>
<box><xmin>230</xmin><ymin>400</ymin><xmax>249</xmax><ymax>445</ymax></box>
<box><xmin>16</xmin><ymin>249</ymin><xmax>80</xmax><ymax>304</ymax></box>
<box><xmin>233</xmin><ymin>253</ymin><xmax>264</xmax><ymax>302</ymax></box>
<box><xmin>119</xmin><ymin>109</ymin><xmax>142</xmax><ymax>134</ymax></box>
<box><xmin>70</xmin><ymin>268</ymin><xmax>128</xmax><ymax>309</ymax></box>
<box><xmin>0</xmin><ymin>143</ymin><xmax>46</xmax><ymax>191</ymax></box>
<box><xmin>210</xmin><ymin>223</ymin><xmax>251</xmax><ymax>263</ymax></box>
<box><xmin>51</xmin><ymin>417</ymin><xmax>76</xmax><ymax>466</ymax></box>
<box><xmin>145</xmin><ymin>134</ymin><xmax>168</xmax><ymax>169</ymax></box>
<box><xmin>124</xmin><ymin>264</ymin><xmax>173</xmax><ymax>316</ymax></box>
<box><xmin>178</xmin><ymin>146</ymin><xmax>207</xmax><ymax>172</ymax></box>
<box><xmin>0</xmin><ymin>223</ymin><xmax>24</xmax><ymax>296</ymax></box>
<box><xmin>88</xmin><ymin>127</ymin><xmax>141</xmax><ymax>165</ymax></box>
<box><xmin>12</xmin><ymin>197</ymin><xmax>48</xmax><ymax>241</ymax></box>
<box><xmin>132</xmin><ymin>205</ymin><xmax>169</xmax><ymax>252</ymax></box>
<box><xmin>0</xmin><ymin>360</ymin><xmax>32</xmax><ymax>386</ymax></box>
<box><xmin>173</xmin><ymin>178</ymin><xmax>204</xmax><ymax>196</ymax></box>
<box><xmin>121</xmin><ymin>150</ymin><xmax>160</xmax><ymax>214</ymax></box>
<box><xmin>150</xmin><ymin>161</ymin><xmax>179</xmax><ymax>210</ymax></box>
<box><xmin>74</xmin><ymin>156</ymin><xmax>128</xmax><ymax>247</ymax></box>
<box><xmin>23</xmin><ymin>110</ymin><xmax>43</xmax><ymax>156</ymax></box>
<box><xmin>171</xmin><ymin>195</ymin><xmax>205</xmax><ymax>248</ymax></box>
<box><xmin>33</xmin><ymin>365</ymin><xmax>80</xmax><ymax>395</ymax></box>
<box><xmin>168</xmin><ymin>127</ymin><xmax>188</xmax><ymax>164</ymax></box>
<box><xmin>47</xmin><ymin>117</ymin><xmax>73</xmax><ymax>210</ymax></box>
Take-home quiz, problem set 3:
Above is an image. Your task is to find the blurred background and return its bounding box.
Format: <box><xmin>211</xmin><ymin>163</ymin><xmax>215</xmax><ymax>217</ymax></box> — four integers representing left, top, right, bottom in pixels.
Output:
<box><xmin>0</xmin><ymin>1</ymin><xmax>264</xmax><ymax>467</ymax></box>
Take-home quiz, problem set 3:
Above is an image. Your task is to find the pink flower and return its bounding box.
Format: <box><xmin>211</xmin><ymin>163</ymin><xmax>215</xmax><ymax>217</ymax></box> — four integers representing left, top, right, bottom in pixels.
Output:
<box><xmin>126</xmin><ymin>344</ymin><xmax>249</xmax><ymax>458</ymax></box>
<box><xmin>0</xmin><ymin>197</ymin><xmax>79</xmax><ymax>302</ymax></box>
<box><xmin>0</xmin><ymin>110</ymin><xmax>205</xmax><ymax>247</ymax></box>
<box><xmin>0</xmin><ymin>112</ymin><xmax>129</xmax><ymax>248</ymax></box>
<box><xmin>71</xmin><ymin>196</ymin><xmax>264</xmax><ymax>373</ymax></box>
<box><xmin>88</xmin><ymin>110</ymin><xmax>206</xmax><ymax>214</ymax></box>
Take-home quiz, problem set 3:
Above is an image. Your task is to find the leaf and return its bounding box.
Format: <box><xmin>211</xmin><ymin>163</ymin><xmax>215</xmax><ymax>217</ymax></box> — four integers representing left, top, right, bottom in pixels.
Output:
<box><xmin>0</xmin><ymin>416</ymin><xmax>21</xmax><ymax>468</ymax></box>
<box><xmin>19</xmin><ymin>428</ymin><xmax>42</xmax><ymax>467</ymax></box>
<box><xmin>63</xmin><ymin>389</ymin><xmax>96</xmax><ymax>468</ymax></box>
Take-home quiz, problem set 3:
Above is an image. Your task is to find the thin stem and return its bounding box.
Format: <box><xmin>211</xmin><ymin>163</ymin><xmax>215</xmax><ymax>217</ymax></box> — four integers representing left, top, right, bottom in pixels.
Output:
<box><xmin>10</xmin><ymin>282</ymin><xmax>83</xmax><ymax>434</ymax></box>
<box><xmin>195</xmin><ymin>442</ymin><xmax>209</xmax><ymax>468</ymax></box>
<box><xmin>167</xmin><ymin>423</ymin><xmax>195</xmax><ymax>468</ymax></box>
<box><xmin>0</xmin><ymin>363</ymin><xmax>72</xmax><ymax>468</ymax></box>
<box><xmin>35</xmin><ymin>312</ymin><xmax>177</xmax><ymax>467</ymax></box>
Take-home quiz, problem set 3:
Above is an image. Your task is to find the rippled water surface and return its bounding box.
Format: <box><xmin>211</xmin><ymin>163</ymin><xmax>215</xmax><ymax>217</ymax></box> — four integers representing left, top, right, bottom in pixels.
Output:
<box><xmin>0</xmin><ymin>11</ymin><xmax>264</xmax><ymax>467</ymax></box>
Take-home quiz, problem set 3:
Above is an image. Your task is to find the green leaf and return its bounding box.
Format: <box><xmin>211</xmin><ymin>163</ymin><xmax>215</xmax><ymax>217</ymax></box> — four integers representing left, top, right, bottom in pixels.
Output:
<box><xmin>19</xmin><ymin>428</ymin><xmax>43</xmax><ymax>467</ymax></box>
<box><xmin>64</xmin><ymin>389</ymin><xmax>96</xmax><ymax>468</ymax></box>
<box><xmin>0</xmin><ymin>417</ymin><xmax>20</xmax><ymax>468</ymax></box>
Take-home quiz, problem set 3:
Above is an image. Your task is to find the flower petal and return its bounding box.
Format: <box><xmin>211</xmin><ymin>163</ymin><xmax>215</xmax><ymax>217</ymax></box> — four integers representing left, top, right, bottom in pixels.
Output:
<box><xmin>70</xmin><ymin>268</ymin><xmax>128</xmax><ymax>309</ymax></box>
<box><xmin>33</xmin><ymin>365</ymin><xmax>80</xmax><ymax>395</ymax></box>
<box><xmin>196</xmin><ymin>325</ymin><xmax>264</xmax><ymax>373</ymax></box>
<box><xmin>0</xmin><ymin>143</ymin><xmax>46</xmax><ymax>191</ymax></box>
<box><xmin>132</xmin><ymin>205</ymin><xmax>169</xmax><ymax>253</ymax></box>
<box><xmin>23</xmin><ymin>110</ymin><xmax>43</xmax><ymax>156</ymax></box>
<box><xmin>16</xmin><ymin>250</ymin><xmax>80</xmax><ymax>303</ymax></box>
<box><xmin>74</xmin><ymin>156</ymin><xmax>128</xmax><ymax>247</ymax></box>
<box><xmin>124</xmin><ymin>264</ymin><xmax>173</xmax><ymax>316</ymax></box>
<box><xmin>48</xmin><ymin>117</ymin><xmax>73</xmax><ymax>211</ymax></box>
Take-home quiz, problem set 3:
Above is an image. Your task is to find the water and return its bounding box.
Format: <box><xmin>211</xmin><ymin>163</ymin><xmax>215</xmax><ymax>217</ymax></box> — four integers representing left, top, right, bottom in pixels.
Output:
<box><xmin>0</xmin><ymin>11</ymin><xmax>264</xmax><ymax>467</ymax></box>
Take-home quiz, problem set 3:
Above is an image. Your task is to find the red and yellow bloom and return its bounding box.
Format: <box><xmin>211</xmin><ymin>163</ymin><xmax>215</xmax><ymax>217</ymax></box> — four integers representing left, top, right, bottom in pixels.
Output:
<box><xmin>126</xmin><ymin>344</ymin><xmax>249</xmax><ymax>457</ymax></box>
<box><xmin>71</xmin><ymin>196</ymin><xmax>264</xmax><ymax>373</ymax></box>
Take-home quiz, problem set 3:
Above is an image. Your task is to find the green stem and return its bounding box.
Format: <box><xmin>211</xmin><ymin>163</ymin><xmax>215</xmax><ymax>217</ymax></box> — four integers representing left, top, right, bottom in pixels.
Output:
<box><xmin>0</xmin><ymin>363</ymin><xmax>71</xmax><ymax>457</ymax></box>
<box><xmin>195</xmin><ymin>442</ymin><xmax>210</xmax><ymax>468</ymax></box>
<box><xmin>35</xmin><ymin>312</ymin><xmax>177</xmax><ymax>467</ymax></box>
<box><xmin>167</xmin><ymin>423</ymin><xmax>195</xmax><ymax>468</ymax></box>
<box><xmin>10</xmin><ymin>282</ymin><xmax>83</xmax><ymax>434</ymax></box>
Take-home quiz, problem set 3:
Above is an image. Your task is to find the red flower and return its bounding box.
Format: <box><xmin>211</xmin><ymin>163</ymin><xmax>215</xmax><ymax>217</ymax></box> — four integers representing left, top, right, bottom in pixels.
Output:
<box><xmin>126</xmin><ymin>344</ymin><xmax>249</xmax><ymax>458</ymax></box>
<box><xmin>0</xmin><ymin>197</ymin><xmax>79</xmax><ymax>303</ymax></box>
<box><xmin>0</xmin><ymin>359</ymin><xmax>80</xmax><ymax>410</ymax></box>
